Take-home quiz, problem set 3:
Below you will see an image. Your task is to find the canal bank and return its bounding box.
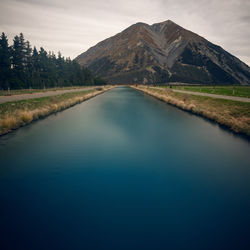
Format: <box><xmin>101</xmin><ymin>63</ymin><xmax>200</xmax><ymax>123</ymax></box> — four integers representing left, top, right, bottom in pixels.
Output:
<box><xmin>0</xmin><ymin>86</ymin><xmax>113</xmax><ymax>136</ymax></box>
<box><xmin>132</xmin><ymin>85</ymin><xmax>250</xmax><ymax>138</ymax></box>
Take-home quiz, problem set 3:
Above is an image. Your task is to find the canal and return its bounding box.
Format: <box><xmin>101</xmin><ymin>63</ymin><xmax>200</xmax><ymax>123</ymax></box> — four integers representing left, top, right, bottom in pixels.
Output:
<box><xmin>0</xmin><ymin>87</ymin><xmax>250</xmax><ymax>249</ymax></box>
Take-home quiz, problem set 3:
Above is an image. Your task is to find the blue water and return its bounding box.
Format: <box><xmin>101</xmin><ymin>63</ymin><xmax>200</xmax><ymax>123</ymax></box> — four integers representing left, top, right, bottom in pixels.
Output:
<box><xmin>0</xmin><ymin>87</ymin><xmax>250</xmax><ymax>250</ymax></box>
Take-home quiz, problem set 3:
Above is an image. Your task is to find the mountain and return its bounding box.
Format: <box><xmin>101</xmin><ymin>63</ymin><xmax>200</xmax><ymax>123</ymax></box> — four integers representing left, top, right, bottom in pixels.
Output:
<box><xmin>75</xmin><ymin>20</ymin><xmax>250</xmax><ymax>85</ymax></box>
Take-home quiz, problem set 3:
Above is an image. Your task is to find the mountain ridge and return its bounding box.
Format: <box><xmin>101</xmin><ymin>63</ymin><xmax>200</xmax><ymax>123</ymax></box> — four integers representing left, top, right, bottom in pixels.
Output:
<box><xmin>76</xmin><ymin>20</ymin><xmax>250</xmax><ymax>85</ymax></box>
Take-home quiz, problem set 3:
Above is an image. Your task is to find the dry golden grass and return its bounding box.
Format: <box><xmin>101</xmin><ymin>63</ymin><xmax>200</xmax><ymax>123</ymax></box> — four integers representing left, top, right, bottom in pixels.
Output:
<box><xmin>133</xmin><ymin>86</ymin><xmax>250</xmax><ymax>137</ymax></box>
<box><xmin>0</xmin><ymin>87</ymin><xmax>112</xmax><ymax>136</ymax></box>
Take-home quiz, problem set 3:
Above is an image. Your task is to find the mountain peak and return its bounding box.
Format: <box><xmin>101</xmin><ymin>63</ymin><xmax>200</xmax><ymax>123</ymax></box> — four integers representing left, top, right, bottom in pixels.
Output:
<box><xmin>151</xmin><ymin>19</ymin><xmax>178</xmax><ymax>28</ymax></box>
<box><xmin>76</xmin><ymin>20</ymin><xmax>250</xmax><ymax>85</ymax></box>
<box><xmin>153</xmin><ymin>19</ymin><xmax>175</xmax><ymax>25</ymax></box>
<box><xmin>134</xmin><ymin>22</ymin><xmax>148</xmax><ymax>26</ymax></box>
<box><xmin>150</xmin><ymin>19</ymin><xmax>180</xmax><ymax>36</ymax></box>
<box><xmin>124</xmin><ymin>22</ymin><xmax>149</xmax><ymax>32</ymax></box>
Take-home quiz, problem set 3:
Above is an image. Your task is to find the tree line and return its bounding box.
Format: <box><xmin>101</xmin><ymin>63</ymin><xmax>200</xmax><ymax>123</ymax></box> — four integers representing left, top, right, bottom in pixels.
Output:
<box><xmin>0</xmin><ymin>32</ymin><xmax>106</xmax><ymax>90</ymax></box>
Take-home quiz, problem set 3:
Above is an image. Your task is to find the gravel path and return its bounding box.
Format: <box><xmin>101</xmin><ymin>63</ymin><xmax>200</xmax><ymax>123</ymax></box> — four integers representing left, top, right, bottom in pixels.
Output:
<box><xmin>149</xmin><ymin>87</ymin><xmax>250</xmax><ymax>102</ymax></box>
<box><xmin>172</xmin><ymin>89</ymin><xmax>250</xmax><ymax>102</ymax></box>
<box><xmin>0</xmin><ymin>87</ymin><xmax>96</xmax><ymax>104</ymax></box>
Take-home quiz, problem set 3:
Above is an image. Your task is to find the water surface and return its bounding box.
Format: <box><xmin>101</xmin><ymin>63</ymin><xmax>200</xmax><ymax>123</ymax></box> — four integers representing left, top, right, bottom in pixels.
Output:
<box><xmin>0</xmin><ymin>87</ymin><xmax>250</xmax><ymax>250</ymax></box>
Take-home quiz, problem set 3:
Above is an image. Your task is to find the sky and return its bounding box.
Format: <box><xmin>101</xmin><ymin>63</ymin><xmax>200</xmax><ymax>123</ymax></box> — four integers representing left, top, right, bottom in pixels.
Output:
<box><xmin>0</xmin><ymin>0</ymin><xmax>250</xmax><ymax>65</ymax></box>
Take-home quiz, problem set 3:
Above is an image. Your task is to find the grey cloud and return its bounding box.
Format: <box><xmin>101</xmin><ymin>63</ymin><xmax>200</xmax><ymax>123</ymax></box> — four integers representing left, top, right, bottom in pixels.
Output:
<box><xmin>0</xmin><ymin>0</ymin><xmax>249</xmax><ymax>66</ymax></box>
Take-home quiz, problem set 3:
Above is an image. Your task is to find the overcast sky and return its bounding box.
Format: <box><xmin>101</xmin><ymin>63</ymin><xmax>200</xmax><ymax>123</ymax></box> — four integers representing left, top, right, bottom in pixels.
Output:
<box><xmin>0</xmin><ymin>0</ymin><xmax>249</xmax><ymax>65</ymax></box>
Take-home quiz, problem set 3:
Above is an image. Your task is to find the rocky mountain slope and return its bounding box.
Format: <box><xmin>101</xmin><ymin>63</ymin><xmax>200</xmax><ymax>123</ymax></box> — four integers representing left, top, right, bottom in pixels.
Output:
<box><xmin>76</xmin><ymin>20</ymin><xmax>250</xmax><ymax>84</ymax></box>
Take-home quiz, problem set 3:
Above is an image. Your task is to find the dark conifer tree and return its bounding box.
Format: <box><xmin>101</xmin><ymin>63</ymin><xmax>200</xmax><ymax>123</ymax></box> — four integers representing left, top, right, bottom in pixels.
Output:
<box><xmin>0</xmin><ymin>32</ymin><xmax>11</xmax><ymax>89</ymax></box>
<box><xmin>39</xmin><ymin>47</ymin><xmax>49</xmax><ymax>88</ymax></box>
<box><xmin>11</xmin><ymin>34</ymin><xmax>26</xmax><ymax>88</ymax></box>
<box><xmin>24</xmin><ymin>40</ymin><xmax>32</xmax><ymax>88</ymax></box>
<box><xmin>31</xmin><ymin>46</ymin><xmax>40</xmax><ymax>88</ymax></box>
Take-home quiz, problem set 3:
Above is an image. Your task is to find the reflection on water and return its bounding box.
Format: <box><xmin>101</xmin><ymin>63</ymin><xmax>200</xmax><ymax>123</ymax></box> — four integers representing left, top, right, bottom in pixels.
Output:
<box><xmin>0</xmin><ymin>87</ymin><xmax>250</xmax><ymax>250</ymax></box>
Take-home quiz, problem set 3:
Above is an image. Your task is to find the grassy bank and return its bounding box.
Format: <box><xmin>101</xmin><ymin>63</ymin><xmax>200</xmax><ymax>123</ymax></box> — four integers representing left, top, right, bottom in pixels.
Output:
<box><xmin>133</xmin><ymin>86</ymin><xmax>250</xmax><ymax>138</ymax></box>
<box><xmin>160</xmin><ymin>85</ymin><xmax>250</xmax><ymax>98</ymax></box>
<box><xmin>0</xmin><ymin>86</ymin><xmax>112</xmax><ymax>136</ymax></box>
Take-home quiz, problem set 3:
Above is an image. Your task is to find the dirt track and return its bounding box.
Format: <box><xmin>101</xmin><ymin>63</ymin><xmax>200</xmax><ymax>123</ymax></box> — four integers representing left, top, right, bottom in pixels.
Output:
<box><xmin>0</xmin><ymin>87</ymin><xmax>96</xmax><ymax>104</ymax></box>
<box><xmin>171</xmin><ymin>89</ymin><xmax>250</xmax><ymax>103</ymax></box>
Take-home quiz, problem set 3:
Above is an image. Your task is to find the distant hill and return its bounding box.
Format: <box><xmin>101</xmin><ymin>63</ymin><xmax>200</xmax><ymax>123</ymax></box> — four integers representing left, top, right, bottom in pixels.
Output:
<box><xmin>75</xmin><ymin>20</ymin><xmax>250</xmax><ymax>85</ymax></box>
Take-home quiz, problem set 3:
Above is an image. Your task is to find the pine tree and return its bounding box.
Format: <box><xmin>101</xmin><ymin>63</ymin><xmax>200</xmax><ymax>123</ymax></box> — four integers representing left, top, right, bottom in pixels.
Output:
<box><xmin>57</xmin><ymin>51</ymin><xmax>65</xmax><ymax>87</ymax></box>
<box><xmin>11</xmin><ymin>34</ymin><xmax>26</xmax><ymax>88</ymax></box>
<box><xmin>31</xmin><ymin>46</ymin><xmax>40</xmax><ymax>88</ymax></box>
<box><xmin>0</xmin><ymin>32</ymin><xmax>11</xmax><ymax>90</ymax></box>
<box><xmin>47</xmin><ymin>51</ymin><xmax>57</xmax><ymax>88</ymax></box>
<box><xmin>24</xmin><ymin>40</ymin><xmax>32</xmax><ymax>88</ymax></box>
<box><xmin>39</xmin><ymin>47</ymin><xmax>49</xmax><ymax>88</ymax></box>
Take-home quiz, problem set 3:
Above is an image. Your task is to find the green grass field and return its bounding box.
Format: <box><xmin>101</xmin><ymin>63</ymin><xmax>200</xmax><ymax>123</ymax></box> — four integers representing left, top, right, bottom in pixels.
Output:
<box><xmin>160</xmin><ymin>85</ymin><xmax>250</xmax><ymax>98</ymax></box>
